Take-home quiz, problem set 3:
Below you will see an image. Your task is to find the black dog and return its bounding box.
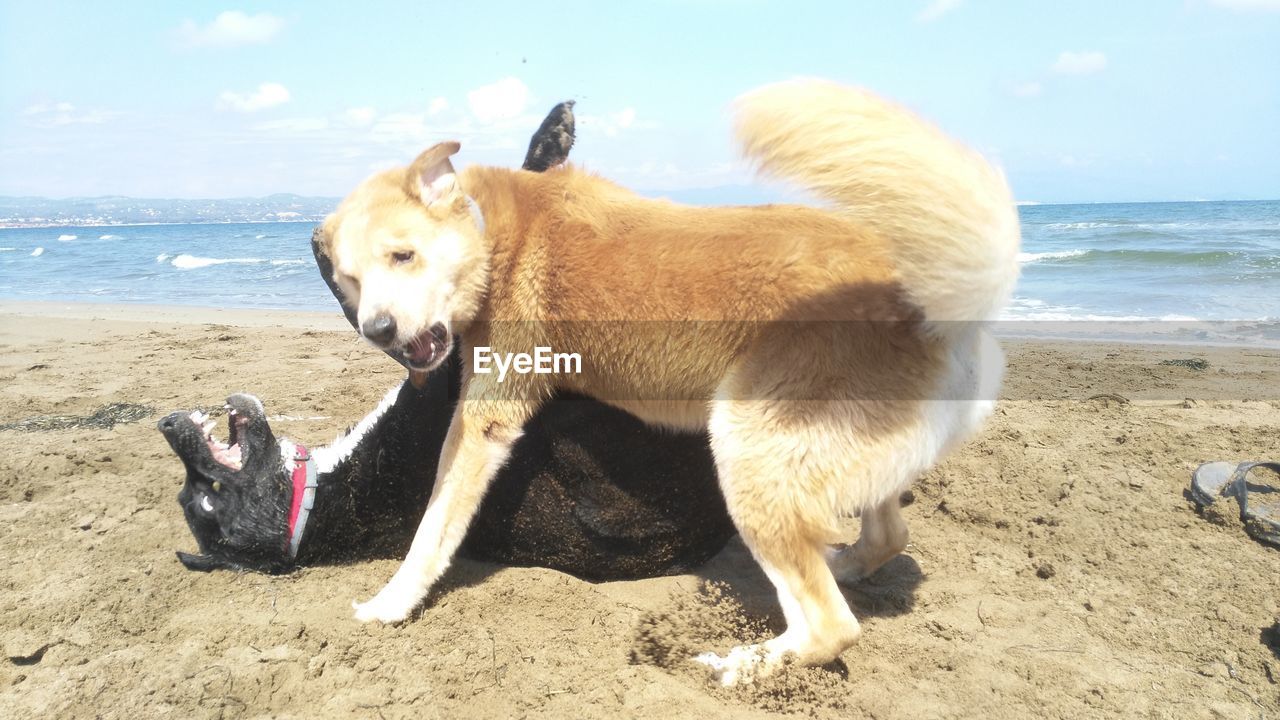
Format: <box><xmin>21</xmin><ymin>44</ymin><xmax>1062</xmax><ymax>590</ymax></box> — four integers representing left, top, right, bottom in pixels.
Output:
<box><xmin>160</xmin><ymin>369</ymin><xmax>732</xmax><ymax>579</ymax></box>
<box><xmin>164</xmin><ymin>100</ymin><xmax>734</xmax><ymax>579</ymax></box>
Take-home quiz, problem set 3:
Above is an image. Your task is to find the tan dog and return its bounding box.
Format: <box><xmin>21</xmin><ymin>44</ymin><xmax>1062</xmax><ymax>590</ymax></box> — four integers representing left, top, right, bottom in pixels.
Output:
<box><xmin>320</xmin><ymin>79</ymin><xmax>1020</xmax><ymax>684</ymax></box>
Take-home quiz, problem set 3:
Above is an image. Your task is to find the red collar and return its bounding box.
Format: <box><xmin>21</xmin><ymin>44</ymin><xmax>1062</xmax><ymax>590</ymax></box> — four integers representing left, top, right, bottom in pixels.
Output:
<box><xmin>286</xmin><ymin>444</ymin><xmax>317</xmax><ymax>558</ymax></box>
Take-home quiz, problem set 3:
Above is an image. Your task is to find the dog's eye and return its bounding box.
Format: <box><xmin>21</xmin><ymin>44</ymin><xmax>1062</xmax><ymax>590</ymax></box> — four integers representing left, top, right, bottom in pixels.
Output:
<box><xmin>391</xmin><ymin>250</ymin><xmax>415</xmax><ymax>265</ymax></box>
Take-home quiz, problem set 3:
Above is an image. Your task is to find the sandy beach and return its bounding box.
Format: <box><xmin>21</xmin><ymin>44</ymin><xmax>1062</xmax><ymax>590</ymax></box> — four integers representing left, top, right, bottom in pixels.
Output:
<box><xmin>1</xmin><ymin>301</ymin><xmax>1277</xmax><ymax>719</ymax></box>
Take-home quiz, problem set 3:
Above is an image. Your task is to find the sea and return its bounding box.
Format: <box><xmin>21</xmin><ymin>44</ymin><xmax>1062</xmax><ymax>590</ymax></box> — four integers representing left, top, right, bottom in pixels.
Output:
<box><xmin>2</xmin><ymin>199</ymin><xmax>1278</xmax><ymax>346</ymax></box>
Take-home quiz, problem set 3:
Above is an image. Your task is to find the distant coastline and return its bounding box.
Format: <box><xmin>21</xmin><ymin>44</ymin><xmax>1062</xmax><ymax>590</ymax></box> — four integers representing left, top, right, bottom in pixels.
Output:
<box><xmin>4</xmin><ymin>193</ymin><xmax>1273</xmax><ymax>229</ymax></box>
<box><xmin>0</xmin><ymin>193</ymin><xmax>339</xmax><ymax>229</ymax></box>
<box><xmin>0</xmin><ymin>218</ymin><xmax>324</xmax><ymax>230</ymax></box>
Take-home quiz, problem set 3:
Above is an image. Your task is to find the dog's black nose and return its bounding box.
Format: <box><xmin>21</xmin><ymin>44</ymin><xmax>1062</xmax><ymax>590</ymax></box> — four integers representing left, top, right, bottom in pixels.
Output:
<box><xmin>362</xmin><ymin>313</ymin><xmax>397</xmax><ymax>346</ymax></box>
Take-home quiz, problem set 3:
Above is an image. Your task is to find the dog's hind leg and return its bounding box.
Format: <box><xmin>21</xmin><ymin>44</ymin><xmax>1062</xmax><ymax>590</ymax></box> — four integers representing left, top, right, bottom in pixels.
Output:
<box><xmin>695</xmin><ymin>392</ymin><xmax>864</xmax><ymax>686</ymax></box>
<box><xmin>827</xmin><ymin>495</ymin><xmax>909</xmax><ymax>585</ymax></box>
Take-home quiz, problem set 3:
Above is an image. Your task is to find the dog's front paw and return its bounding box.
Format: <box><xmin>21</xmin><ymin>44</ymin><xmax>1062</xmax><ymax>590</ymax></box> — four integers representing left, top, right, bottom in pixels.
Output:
<box><xmin>351</xmin><ymin>581</ymin><xmax>422</xmax><ymax>624</ymax></box>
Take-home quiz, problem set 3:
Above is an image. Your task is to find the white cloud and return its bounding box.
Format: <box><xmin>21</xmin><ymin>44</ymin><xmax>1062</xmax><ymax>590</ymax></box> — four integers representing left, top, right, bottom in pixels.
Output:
<box><xmin>342</xmin><ymin>107</ymin><xmax>377</xmax><ymax>127</ymax></box>
<box><xmin>578</xmin><ymin>107</ymin><xmax>652</xmax><ymax>138</ymax></box>
<box><xmin>253</xmin><ymin>117</ymin><xmax>328</xmax><ymax>132</ymax></box>
<box><xmin>428</xmin><ymin>97</ymin><xmax>449</xmax><ymax>115</ymax></box>
<box><xmin>1059</xmin><ymin>154</ymin><xmax>1097</xmax><ymax>168</ymax></box>
<box><xmin>217</xmin><ymin>83</ymin><xmax>291</xmax><ymax>112</ymax></box>
<box><xmin>23</xmin><ymin>102</ymin><xmax>120</xmax><ymax>126</ymax></box>
<box><xmin>1052</xmin><ymin>51</ymin><xmax>1108</xmax><ymax>75</ymax></box>
<box><xmin>467</xmin><ymin>77</ymin><xmax>529</xmax><ymax>124</ymax></box>
<box><xmin>916</xmin><ymin>0</ymin><xmax>962</xmax><ymax>22</ymax></box>
<box><xmin>1011</xmin><ymin>81</ymin><xmax>1043</xmax><ymax>98</ymax></box>
<box><xmin>371</xmin><ymin>112</ymin><xmax>430</xmax><ymax>139</ymax></box>
<box><xmin>176</xmin><ymin>11</ymin><xmax>285</xmax><ymax>48</ymax></box>
<box><xmin>1209</xmin><ymin>0</ymin><xmax>1280</xmax><ymax>11</ymax></box>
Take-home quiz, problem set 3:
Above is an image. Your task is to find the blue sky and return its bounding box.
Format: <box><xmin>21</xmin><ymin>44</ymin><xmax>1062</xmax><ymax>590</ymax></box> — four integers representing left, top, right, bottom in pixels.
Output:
<box><xmin>1</xmin><ymin>0</ymin><xmax>1277</xmax><ymax>203</ymax></box>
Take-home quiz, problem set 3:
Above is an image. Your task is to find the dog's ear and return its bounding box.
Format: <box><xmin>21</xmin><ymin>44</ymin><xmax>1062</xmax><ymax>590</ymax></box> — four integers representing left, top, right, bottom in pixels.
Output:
<box><xmin>406</xmin><ymin>141</ymin><xmax>462</xmax><ymax>207</ymax></box>
<box><xmin>310</xmin><ymin>226</ymin><xmax>361</xmax><ymax>331</ymax></box>
<box><xmin>176</xmin><ymin>550</ymin><xmax>231</xmax><ymax>572</ymax></box>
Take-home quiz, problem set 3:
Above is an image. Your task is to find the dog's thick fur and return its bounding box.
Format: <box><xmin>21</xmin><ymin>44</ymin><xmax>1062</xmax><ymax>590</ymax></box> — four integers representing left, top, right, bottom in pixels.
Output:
<box><xmin>321</xmin><ymin>79</ymin><xmax>1020</xmax><ymax>683</ymax></box>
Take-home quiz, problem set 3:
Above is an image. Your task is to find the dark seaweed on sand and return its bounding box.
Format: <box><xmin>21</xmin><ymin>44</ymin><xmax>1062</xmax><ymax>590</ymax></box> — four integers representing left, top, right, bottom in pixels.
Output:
<box><xmin>0</xmin><ymin>402</ymin><xmax>155</xmax><ymax>432</ymax></box>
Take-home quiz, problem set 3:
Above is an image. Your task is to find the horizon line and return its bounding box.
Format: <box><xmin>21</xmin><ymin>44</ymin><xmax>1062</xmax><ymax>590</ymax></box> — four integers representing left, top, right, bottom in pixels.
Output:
<box><xmin>1</xmin><ymin>192</ymin><xmax>1277</xmax><ymax>208</ymax></box>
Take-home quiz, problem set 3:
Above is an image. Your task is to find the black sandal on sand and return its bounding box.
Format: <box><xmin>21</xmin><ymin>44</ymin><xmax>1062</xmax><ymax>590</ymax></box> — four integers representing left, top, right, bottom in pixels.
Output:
<box><xmin>1191</xmin><ymin>461</ymin><xmax>1280</xmax><ymax>547</ymax></box>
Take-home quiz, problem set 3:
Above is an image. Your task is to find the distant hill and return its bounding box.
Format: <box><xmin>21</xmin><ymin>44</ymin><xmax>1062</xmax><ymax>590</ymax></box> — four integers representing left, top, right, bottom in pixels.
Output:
<box><xmin>0</xmin><ymin>194</ymin><xmax>340</xmax><ymax>228</ymax></box>
<box><xmin>0</xmin><ymin>185</ymin><xmax>807</xmax><ymax>228</ymax></box>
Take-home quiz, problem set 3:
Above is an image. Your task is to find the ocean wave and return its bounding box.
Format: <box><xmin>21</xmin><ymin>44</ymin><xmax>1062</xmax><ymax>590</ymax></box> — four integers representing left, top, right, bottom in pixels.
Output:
<box><xmin>57</xmin><ymin>234</ymin><xmax>77</xmax><ymax>241</ymax></box>
<box><xmin>1003</xmin><ymin>296</ymin><xmax>1203</xmax><ymax>322</ymax></box>
<box><xmin>1001</xmin><ymin>309</ymin><xmax>1200</xmax><ymax>322</ymax></box>
<box><xmin>270</xmin><ymin>259</ymin><xmax>307</xmax><ymax>266</ymax></box>
<box><xmin>0</xmin><ymin>247</ymin><xmax>16</xmax><ymax>252</ymax></box>
<box><xmin>1038</xmin><ymin>222</ymin><xmax>1114</xmax><ymax>230</ymax></box>
<box><xmin>31</xmin><ymin>247</ymin><xmax>44</xmax><ymax>257</ymax></box>
<box><xmin>1019</xmin><ymin>248</ymin><xmax>1244</xmax><ymax>267</ymax></box>
<box><xmin>994</xmin><ymin>315</ymin><xmax>1280</xmax><ymax>347</ymax></box>
<box><xmin>99</xmin><ymin>234</ymin><xmax>122</xmax><ymax>240</ymax></box>
<box><xmin>170</xmin><ymin>254</ymin><xmax>267</xmax><ymax>270</ymax></box>
<box><xmin>1018</xmin><ymin>249</ymin><xmax>1087</xmax><ymax>264</ymax></box>
<box><xmin>156</xmin><ymin>253</ymin><xmax>171</xmax><ymax>263</ymax></box>
<box><xmin>1035</xmin><ymin>220</ymin><xmax>1280</xmax><ymax>232</ymax></box>
<box><xmin>255</xmin><ymin>234</ymin><xmax>267</xmax><ymax>239</ymax></box>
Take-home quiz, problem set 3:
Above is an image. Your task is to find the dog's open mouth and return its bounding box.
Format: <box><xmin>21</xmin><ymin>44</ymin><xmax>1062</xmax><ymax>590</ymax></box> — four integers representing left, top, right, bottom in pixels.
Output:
<box><xmin>406</xmin><ymin>323</ymin><xmax>451</xmax><ymax>370</ymax></box>
<box><xmin>188</xmin><ymin>407</ymin><xmax>246</xmax><ymax>471</ymax></box>
<box><xmin>160</xmin><ymin>393</ymin><xmax>270</xmax><ymax>478</ymax></box>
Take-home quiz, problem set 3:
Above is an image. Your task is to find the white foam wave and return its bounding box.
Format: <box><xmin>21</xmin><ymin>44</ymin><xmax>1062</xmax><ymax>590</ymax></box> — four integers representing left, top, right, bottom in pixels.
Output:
<box><xmin>270</xmin><ymin>259</ymin><xmax>306</xmax><ymax>266</ymax></box>
<box><xmin>1018</xmin><ymin>249</ymin><xmax>1088</xmax><ymax>264</ymax></box>
<box><xmin>156</xmin><ymin>253</ymin><xmax>171</xmax><ymax>263</ymax></box>
<box><xmin>0</xmin><ymin>247</ymin><xmax>16</xmax><ymax>252</ymax></box>
<box><xmin>171</xmin><ymin>254</ymin><xmax>266</xmax><ymax>270</ymax></box>
<box><xmin>57</xmin><ymin>234</ymin><xmax>77</xmax><ymax>241</ymax></box>
<box><xmin>255</xmin><ymin>234</ymin><xmax>267</xmax><ymax>239</ymax></box>
<box><xmin>995</xmin><ymin>313</ymin><xmax>1280</xmax><ymax>348</ymax></box>
<box><xmin>99</xmin><ymin>234</ymin><xmax>122</xmax><ymax>240</ymax></box>
<box><xmin>1002</xmin><ymin>297</ymin><xmax>1200</xmax><ymax>322</ymax></box>
<box><xmin>1037</xmin><ymin>220</ymin><xmax>1279</xmax><ymax>232</ymax></box>
<box><xmin>1003</xmin><ymin>310</ymin><xmax>1200</xmax><ymax>322</ymax></box>
<box><xmin>31</xmin><ymin>247</ymin><xmax>44</xmax><ymax>257</ymax></box>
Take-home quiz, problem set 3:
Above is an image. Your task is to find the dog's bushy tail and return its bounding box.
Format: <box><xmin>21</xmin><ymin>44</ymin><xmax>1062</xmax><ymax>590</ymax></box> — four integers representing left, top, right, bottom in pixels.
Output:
<box><xmin>733</xmin><ymin>79</ymin><xmax>1021</xmax><ymax>336</ymax></box>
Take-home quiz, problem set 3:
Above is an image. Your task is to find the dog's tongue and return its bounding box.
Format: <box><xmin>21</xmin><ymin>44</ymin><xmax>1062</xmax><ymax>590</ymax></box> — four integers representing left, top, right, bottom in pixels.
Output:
<box><xmin>408</xmin><ymin>332</ymin><xmax>441</xmax><ymax>366</ymax></box>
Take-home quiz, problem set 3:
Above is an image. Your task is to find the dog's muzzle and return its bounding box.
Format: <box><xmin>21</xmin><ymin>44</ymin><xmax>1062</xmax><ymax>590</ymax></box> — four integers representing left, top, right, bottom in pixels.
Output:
<box><xmin>407</xmin><ymin>322</ymin><xmax>451</xmax><ymax>370</ymax></box>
